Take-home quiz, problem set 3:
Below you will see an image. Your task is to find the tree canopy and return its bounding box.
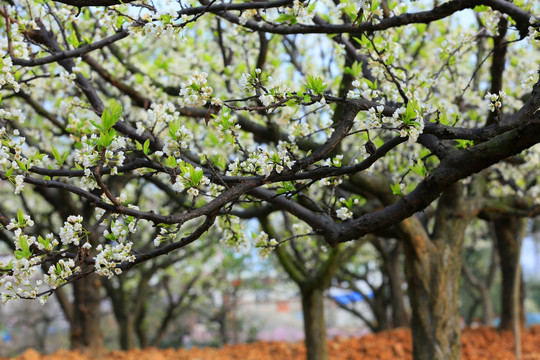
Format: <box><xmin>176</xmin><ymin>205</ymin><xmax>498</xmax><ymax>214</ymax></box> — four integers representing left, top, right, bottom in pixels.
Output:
<box><xmin>0</xmin><ymin>0</ymin><xmax>538</xmax><ymax>306</ymax></box>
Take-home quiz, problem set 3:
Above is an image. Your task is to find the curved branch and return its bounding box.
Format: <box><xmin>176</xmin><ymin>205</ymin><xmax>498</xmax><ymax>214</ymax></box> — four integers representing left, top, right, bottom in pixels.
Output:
<box><xmin>12</xmin><ymin>29</ymin><xmax>129</xmax><ymax>67</ymax></box>
<box><xmin>212</xmin><ymin>0</ymin><xmax>532</xmax><ymax>38</ymax></box>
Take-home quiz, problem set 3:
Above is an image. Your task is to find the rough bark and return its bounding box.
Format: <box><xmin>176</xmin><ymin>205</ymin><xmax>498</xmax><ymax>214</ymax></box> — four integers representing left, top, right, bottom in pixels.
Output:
<box><xmin>494</xmin><ymin>217</ymin><xmax>526</xmax><ymax>331</ymax></box>
<box><xmin>401</xmin><ymin>184</ymin><xmax>469</xmax><ymax>360</ymax></box>
<box><xmin>70</xmin><ymin>274</ymin><xmax>104</xmax><ymax>359</ymax></box>
<box><xmin>381</xmin><ymin>242</ymin><xmax>409</xmax><ymax>328</ymax></box>
<box><xmin>301</xmin><ymin>286</ymin><xmax>329</xmax><ymax>360</ymax></box>
<box><xmin>270</xmin><ymin>225</ymin><xmax>357</xmax><ymax>360</ymax></box>
<box><xmin>118</xmin><ymin>314</ymin><xmax>136</xmax><ymax>350</ymax></box>
<box><xmin>462</xmin><ymin>248</ymin><xmax>497</xmax><ymax>326</ymax></box>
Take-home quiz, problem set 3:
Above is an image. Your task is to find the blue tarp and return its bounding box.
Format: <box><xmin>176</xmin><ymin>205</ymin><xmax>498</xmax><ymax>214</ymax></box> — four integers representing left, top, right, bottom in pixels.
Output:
<box><xmin>1</xmin><ymin>331</ymin><xmax>11</xmax><ymax>342</ymax></box>
<box><xmin>333</xmin><ymin>291</ymin><xmax>372</xmax><ymax>305</ymax></box>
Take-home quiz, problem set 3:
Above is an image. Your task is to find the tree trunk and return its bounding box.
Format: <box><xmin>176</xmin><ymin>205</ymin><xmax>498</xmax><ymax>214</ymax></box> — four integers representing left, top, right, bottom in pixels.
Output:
<box><xmin>372</xmin><ymin>285</ymin><xmax>390</xmax><ymax>331</ymax></box>
<box><xmin>301</xmin><ymin>286</ymin><xmax>328</xmax><ymax>360</ymax></box>
<box><xmin>71</xmin><ymin>274</ymin><xmax>104</xmax><ymax>358</ymax></box>
<box><xmin>401</xmin><ymin>184</ymin><xmax>468</xmax><ymax>360</ymax></box>
<box><xmin>480</xmin><ymin>286</ymin><xmax>495</xmax><ymax>326</ymax></box>
<box><xmin>386</xmin><ymin>244</ymin><xmax>409</xmax><ymax>328</ymax></box>
<box><xmin>405</xmin><ymin>240</ymin><xmax>463</xmax><ymax>360</ymax></box>
<box><xmin>135</xmin><ymin>303</ymin><xmax>149</xmax><ymax>348</ymax></box>
<box><xmin>495</xmin><ymin>217</ymin><xmax>526</xmax><ymax>331</ymax></box>
<box><xmin>118</xmin><ymin>313</ymin><xmax>136</xmax><ymax>350</ymax></box>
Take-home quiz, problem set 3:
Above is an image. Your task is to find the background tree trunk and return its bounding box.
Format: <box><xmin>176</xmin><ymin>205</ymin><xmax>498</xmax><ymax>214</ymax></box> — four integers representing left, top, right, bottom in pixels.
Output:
<box><xmin>71</xmin><ymin>274</ymin><xmax>104</xmax><ymax>359</ymax></box>
<box><xmin>301</xmin><ymin>286</ymin><xmax>328</xmax><ymax>360</ymax></box>
<box><xmin>405</xmin><ymin>240</ymin><xmax>463</xmax><ymax>360</ymax></box>
<box><xmin>495</xmin><ymin>217</ymin><xmax>526</xmax><ymax>331</ymax></box>
<box><xmin>381</xmin><ymin>242</ymin><xmax>409</xmax><ymax>328</ymax></box>
<box><xmin>401</xmin><ymin>184</ymin><xmax>469</xmax><ymax>360</ymax></box>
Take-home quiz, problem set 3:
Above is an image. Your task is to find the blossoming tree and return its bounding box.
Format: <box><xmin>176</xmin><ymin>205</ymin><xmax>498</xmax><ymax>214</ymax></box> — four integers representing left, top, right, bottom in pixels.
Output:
<box><xmin>0</xmin><ymin>0</ymin><xmax>539</xmax><ymax>359</ymax></box>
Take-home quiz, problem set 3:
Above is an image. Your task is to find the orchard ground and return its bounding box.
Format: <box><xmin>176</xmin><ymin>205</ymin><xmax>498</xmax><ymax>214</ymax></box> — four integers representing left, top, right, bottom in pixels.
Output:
<box><xmin>6</xmin><ymin>327</ymin><xmax>540</xmax><ymax>360</ymax></box>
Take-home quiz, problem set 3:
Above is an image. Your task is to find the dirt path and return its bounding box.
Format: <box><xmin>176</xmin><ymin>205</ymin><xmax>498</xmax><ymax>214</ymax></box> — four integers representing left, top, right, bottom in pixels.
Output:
<box><xmin>6</xmin><ymin>327</ymin><xmax>540</xmax><ymax>360</ymax></box>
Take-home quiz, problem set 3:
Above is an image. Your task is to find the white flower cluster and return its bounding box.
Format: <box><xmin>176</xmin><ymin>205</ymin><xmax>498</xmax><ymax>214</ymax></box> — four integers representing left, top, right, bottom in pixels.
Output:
<box><xmin>59</xmin><ymin>215</ymin><xmax>85</xmax><ymax>246</ymax></box>
<box><xmin>260</xmin><ymin>76</ymin><xmax>288</xmax><ymax>108</ymax></box>
<box><xmin>163</xmin><ymin>125</ymin><xmax>193</xmax><ymax>156</ymax></box>
<box><xmin>226</xmin><ymin>146</ymin><xmax>295</xmax><ymax>177</ymax></box>
<box><xmin>319</xmin><ymin>177</ymin><xmax>343</xmax><ymax>187</ymax></box>
<box><xmin>0</xmin><ymin>55</ymin><xmax>20</xmax><ymax>92</ymax></box>
<box><xmin>173</xmin><ymin>167</ymin><xmax>210</xmax><ymax>197</ymax></box>
<box><xmin>74</xmin><ymin>133</ymin><xmax>125</xmax><ymax>181</ymax></box>
<box><xmin>94</xmin><ymin>242</ymin><xmax>135</xmax><ymax>278</ymax></box>
<box><xmin>216</xmin><ymin>112</ymin><xmax>241</xmax><ymax>141</ymax></box>
<box><xmin>239</xmin><ymin>69</ymin><xmax>289</xmax><ymax>105</ymax></box>
<box><xmin>178</xmin><ymin>72</ymin><xmax>214</xmax><ymax>107</ymax></box>
<box><xmin>362</xmin><ymin>105</ymin><xmax>425</xmax><ymax>143</ymax></box>
<box><xmin>153</xmin><ymin>225</ymin><xmax>179</xmax><ymax>247</ymax></box>
<box><xmin>216</xmin><ymin>216</ymin><xmax>247</xmax><ymax>249</ymax></box>
<box><xmin>528</xmin><ymin>20</ymin><xmax>540</xmax><ymax>46</ymax></box>
<box><xmin>58</xmin><ymin>71</ymin><xmax>77</xmax><ymax>84</ymax></box>
<box><xmin>484</xmin><ymin>90</ymin><xmax>506</xmax><ymax>112</ymax></box>
<box><xmin>2</xmin><ymin>128</ymin><xmax>26</xmax><ymax>163</ymax></box>
<box><xmin>336</xmin><ymin>207</ymin><xmax>353</xmax><ymax>220</ymax></box>
<box><xmin>349</xmin><ymin>79</ymin><xmax>380</xmax><ymax>100</ymax></box>
<box><xmin>288</xmin><ymin>0</ymin><xmax>313</xmax><ymax>24</ymax></box>
<box><xmin>128</xmin><ymin>10</ymin><xmax>182</xmax><ymax>38</ymax></box>
<box><xmin>239</xmin><ymin>71</ymin><xmax>258</xmax><ymax>94</ymax></box>
<box><xmin>14</xmin><ymin>175</ymin><xmax>24</xmax><ymax>195</ymax></box>
<box><xmin>0</xmin><ymin>214</ymin><xmax>58</xmax><ymax>302</ymax></box>
<box><xmin>103</xmin><ymin>217</ymin><xmax>138</xmax><ymax>243</ymax></box>
<box><xmin>484</xmin><ymin>11</ymin><xmax>504</xmax><ymax>37</ymax></box>
<box><xmin>44</xmin><ymin>259</ymin><xmax>80</xmax><ymax>289</ymax></box>
<box><xmin>0</xmin><ymin>108</ymin><xmax>23</xmax><ymax>123</ymax></box>
<box><xmin>137</xmin><ymin>102</ymin><xmax>179</xmax><ymax>135</ymax></box>
<box><xmin>521</xmin><ymin>70</ymin><xmax>538</xmax><ymax>91</ymax></box>
<box><xmin>239</xmin><ymin>9</ymin><xmax>257</xmax><ymax>25</ymax></box>
<box><xmin>74</xmin><ymin>135</ymin><xmax>101</xmax><ymax>168</ymax></box>
<box><xmin>253</xmin><ymin>231</ymin><xmax>278</xmax><ymax>258</ymax></box>
<box><xmin>204</xmin><ymin>182</ymin><xmax>225</xmax><ymax>202</ymax></box>
<box><xmin>0</xmin><ymin>255</ymin><xmax>41</xmax><ymax>302</ymax></box>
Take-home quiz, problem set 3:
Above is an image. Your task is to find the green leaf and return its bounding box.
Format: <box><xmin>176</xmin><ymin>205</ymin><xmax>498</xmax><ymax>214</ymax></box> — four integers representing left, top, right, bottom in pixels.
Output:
<box><xmin>143</xmin><ymin>139</ymin><xmax>150</xmax><ymax>155</ymax></box>
<box><xmin>391</xmin><ymin>182</ymin><xmax>404</xmax><ymax>197</ymax></box>
<box><xmin>473</xmin><ymin>5</ymin><xmax>489</xmax><ymax>11</ymax></box>
<box><xmin>17</xmin><ymin>209</ymin><xmax>24</xmax><ymax>226</ymax></box>
<box><xmin>169</xmin><ymin>119</ymin><xmax>180</xmax><ymax>139</ymax></box>
<box><xmin>90</xmin><ymin>119</ymin><xmax>103</xmax><ymax>132</ymax></box>
<box><xmin>81</xmin><ymin>34</ymin><xmax>93</xmax><ymax>45</ymax></box>
<box><xmin>371</xmin><ymin>0</ymin><xmax>380</xmax><ymax>12</ymax></box>
<box><xmin>160</xmin><ymin>14</ymin><xmax>171</xmax><ymax>25</ymax></box>
<box><xmin>306</xmin><ymin>75</ymin><xmax>327</xmax><ymax>95</ymax></box>
<box><xmin>18</xmin><ymin>236</ymin><xmax>29</xmax><ymax>252</ymax></box>
<box><xmin>38</xmin><ymin>235</ymin><xmax>50</xmax><ymax>250</ymax></box>
<box><xmin>165</xmin><ymin>155</ymin><xmax>176</xmax><ymax>168</ymax></box>
<box><xmin>51</xmin><ymin>146</ymin><xmax>63</xmax><ymax>165</ymax></box>
<box><xmin>412</xmin><ymin>159</ymin><xmax>427</xmax><ymax>177</ymax></box>
<box><xmin>455</xmin><ymin>139</ymin><xmax>474</xmax><ymax>149</ymax></box>
<box><xmin>101</xmin><ymin>101</ymin><xmax>123</xmax><ymax>131</ymax></box>
<box><xmin>116</xmin><ymin>15</ymin><xmax>126</xmax><ymax>29</ymax></box>
<box><xmin>67</xmin><ymin>31</ymin><xmax>80</xmax><ymax>48</ymax></box>
<box><xmin>191</xmin><ymin>167</ymin><xmax>203</xmax><ymax>185</ymax></box>
<box><xmin>275</xmin><ymin>14</ymin><xmax>296</xmax><ymax>24</ymax></box>
<box><xmin>1</xmin><ymin>260</ymin><xmax>13</xmax><ymax>270</ymax></box>
<box><xmin>16</xmin><ymin>159</ymin><xmax>27</xmax><ymax>171</ymax></box>
<box><xmin>279</xmin><ymin>181</ymin><xmax>295</xmax><ymax>193</ymax></box>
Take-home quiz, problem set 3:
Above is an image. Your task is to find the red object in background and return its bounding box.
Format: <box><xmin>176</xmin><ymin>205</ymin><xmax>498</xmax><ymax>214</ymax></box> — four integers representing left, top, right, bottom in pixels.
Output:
<box><xmin>276</xmin><ymin>301</ymin><xmax>290</xmax><ymax>313</ymax></box>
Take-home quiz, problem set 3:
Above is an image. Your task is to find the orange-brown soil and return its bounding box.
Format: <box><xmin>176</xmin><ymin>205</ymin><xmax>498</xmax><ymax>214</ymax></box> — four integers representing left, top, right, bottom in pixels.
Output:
<box><xmin>6</xmin><ymin>327</ymin><xmax>540</xmax><ymax>360</ymax></box>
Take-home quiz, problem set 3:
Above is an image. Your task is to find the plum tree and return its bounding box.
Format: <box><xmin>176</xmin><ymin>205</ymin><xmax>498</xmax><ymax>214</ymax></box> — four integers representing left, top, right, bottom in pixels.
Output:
<box><xmin>0</xmin><ymin>1</ymin><xmax>539</xmax><ymax>359</ymax></box>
